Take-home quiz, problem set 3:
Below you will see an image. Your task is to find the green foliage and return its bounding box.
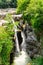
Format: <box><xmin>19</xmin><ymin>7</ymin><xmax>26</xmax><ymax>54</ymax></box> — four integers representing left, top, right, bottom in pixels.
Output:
<box><xmin>0</xmin><ymin>26</ymin><xmax>13</xmax><ymax>65</ymax></box>
<box><xmin>32</xmin><ymin>56</ymin><xmax>43</xmax><ymax>65</ymax></box>
<box><xmin>17</xmin><ymin>0</ymin><xmax>30</xmax><ymax>14</ymax></box>
<box><xmin>1</xmin><ymin>38</ymin><xmax>13</xmax><ymax>65</ymax></box>
<box><xmin>23</xmin><ymin>0</ymin><xmax>43</xmax><ymax>33</ymax></box>
<box><xmin>0</xmin><ymin>0</ymin><xmax>17</xmax><ymax>8</ymax></box>
<box><xmin>0</xmin><ymin>14</ymin><xmax>14</xmax><ymax>65</ymax></box>
<box><xmin>31</xmin><ymin>15</ymin><xmax>43</xmax><ymax>33</ymax></box>
<box><xmin>4</xmin><ymin>14</ymin><xmax>12</xmax><ymax>23</ymax></box>
<box><xmin>0</xmin><ymin>26</ymin><xmax>8</xmax><ymax>52</ymax></box>
<box><xmin>4</xmin><ymin>14</ymin><xmax>14</xmax><ymax>36</ymax></box>
<box><xmin>14</xmin><ymin>21</ymin><xmax>19</xmax><ymax>26</ymax></box>
<box><xmin>26</xmin><ymin>0</ymin><xmax>43</xmax><ymax>14</ymax></box>
<box><xmin>17</xmin><ymin>0</ymin><xmax>43</xmax><ymax>33</ymax></box>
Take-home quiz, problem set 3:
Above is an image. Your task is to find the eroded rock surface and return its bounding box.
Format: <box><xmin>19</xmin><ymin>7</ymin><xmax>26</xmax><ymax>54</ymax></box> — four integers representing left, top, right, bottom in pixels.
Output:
<box><xmin>17</xmin><ymin>22</ymin><xmax>40</xmax><ymax>59</ymax></box>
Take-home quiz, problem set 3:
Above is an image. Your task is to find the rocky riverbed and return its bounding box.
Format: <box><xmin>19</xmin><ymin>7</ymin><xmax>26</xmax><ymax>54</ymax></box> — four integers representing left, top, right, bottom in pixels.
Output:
<box><xmin>0</xmin><ymin>8</ymin><xmax>16</xmax><ymax>19</ymax></box>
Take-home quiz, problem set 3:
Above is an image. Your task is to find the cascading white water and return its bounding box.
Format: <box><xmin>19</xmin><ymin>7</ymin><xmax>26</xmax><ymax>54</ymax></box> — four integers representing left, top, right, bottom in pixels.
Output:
<box><xmin>12</xmin><ymin>19</ymin><xmax>31</xmax><ymax>65</ymax></box>
<box><xmin>14</xmin><ymin>28</ymin><xmax>20</xmax><ymax>53</ymax></box>
<box><xmin>14</xmin><ymin>51</ymin><xmax>31</xmax><ymax>65</ymax></box>
<box><xmin>21</xmin><ymin>31</ymin><xmax>26</xmax><ymax>52</ymax></box>
<box><xmin>13</xmin><ymin>30</ymin><xmax>31</xmax><ymax>65</ymax></box>
<box><xmin>13</xmin><ymin>18</ymin><xmax>20</xmax><ymax>53</ymax></box>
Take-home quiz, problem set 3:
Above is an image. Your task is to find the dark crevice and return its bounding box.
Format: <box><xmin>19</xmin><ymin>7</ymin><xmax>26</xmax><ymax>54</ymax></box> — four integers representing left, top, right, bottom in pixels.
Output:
<box><xmin>17</xmin><ymin>31</ymin><xmax>23</xmax><ymax>51</ymax></box>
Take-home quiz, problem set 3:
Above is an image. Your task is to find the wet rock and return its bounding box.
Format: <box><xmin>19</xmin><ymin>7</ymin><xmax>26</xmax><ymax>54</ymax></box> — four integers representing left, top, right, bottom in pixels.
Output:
<box><xmin>0</xmin><ymin>20</ymin><xmax>8</xmax><ymax>26</ymax></box>
<box><xmin>17</xmin><ymin>21</ymin><xmax>40</xmax><ymax>58</ymax></box>
<box><xmin>13</xmin><ymin>14</ymin><xmax>22</xmax><ymax>21</ymax></box>
<box><xmin>0</xmin><ymin>8</ymin><xmax>16</xmax><ymax>19</ymax></box>
<box><xmin>22</xmin><ymin>23</ymin><xmax>40</xmax><ymax>58</ymax></box>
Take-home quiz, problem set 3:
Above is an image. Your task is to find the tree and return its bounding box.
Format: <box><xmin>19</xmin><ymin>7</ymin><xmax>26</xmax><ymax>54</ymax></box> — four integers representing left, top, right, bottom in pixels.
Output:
<box><xmin>0</xmin><ymin>0</ymin><xmax>17</xmax><ymax>8</ymax></box>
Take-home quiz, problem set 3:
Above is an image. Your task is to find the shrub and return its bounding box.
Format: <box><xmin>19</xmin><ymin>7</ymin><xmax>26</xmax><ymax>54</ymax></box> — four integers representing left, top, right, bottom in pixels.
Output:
<box><xmin>0</xmin><ymin>14</ymin><xmax>14</xmax><ymax>65</ymax></box>
<box><xmin>0</xmin><ymin>26</ymin><xmax>13</xmax><ymax>65</ymax></box>
<box><xmin>25</xmin><ymin>0</ymin><xmax>43</xmax><ymax>31</ymax></box>
<box><xmin>16</xmin><ymin>0</ymin><xmax>30</xmax><ymax>14</ymax></box>
<box><xmin>32</xmin><ymin>56</ymin><xmax>43</xmax><ymax>65</ymax></box>
<box><xmin>0</xmin><ymin>0</ymin><xmax>17</xmax><ymax>8</ymax></box>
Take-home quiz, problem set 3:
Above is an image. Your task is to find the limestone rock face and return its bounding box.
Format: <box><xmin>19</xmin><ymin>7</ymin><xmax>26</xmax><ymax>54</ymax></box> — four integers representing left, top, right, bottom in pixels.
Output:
<box><xmin>23</xmin><ymin>24</ymin><xmax>40</xmax><ymax>58</ymax></box>
<box><xmin>17</xmin><ymin>22</ymin><xmax>40</xmax><ymax>58</ymax></box>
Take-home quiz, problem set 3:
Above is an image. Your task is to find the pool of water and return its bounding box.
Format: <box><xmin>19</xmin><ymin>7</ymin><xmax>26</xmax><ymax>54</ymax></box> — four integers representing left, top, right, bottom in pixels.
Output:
<box><xmin>13</xmin><ymin>51</ymin><xmax>31</xmax><ymax>65</ymax></box>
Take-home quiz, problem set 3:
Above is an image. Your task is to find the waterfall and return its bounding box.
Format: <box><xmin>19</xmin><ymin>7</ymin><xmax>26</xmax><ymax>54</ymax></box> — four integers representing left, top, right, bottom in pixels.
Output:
<box><xmin>11</xmin><ymin>19</ymin><xmax>39</xmax><ymax>65</ymax></box>
<box><xmin>15</xmin><ymin>29</ymin><xmax>20</xmax><ymax>53</ymax></box>
<box><xmin>12</xmin><ymin>19</ymin><xmax>31</xmax><ymax>65</ymax></box>
<box><xmin>21</xmin><ymin>31</ymin><xmax>26</xmax><ymax>52</ymax></box>
<box><xmin>13</xmin><ymin>30</ymin><xmax>31</xmax><ymax>65</ymax></box>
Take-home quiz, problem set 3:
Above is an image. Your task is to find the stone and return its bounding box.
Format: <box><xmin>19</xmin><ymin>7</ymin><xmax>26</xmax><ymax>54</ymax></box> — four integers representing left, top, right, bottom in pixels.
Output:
<box><xmin>12</xmin><ymin>14</ymin><xmax>22</xmax><ymax>21</ymax></box>
<box><xmin>0</xmin><ymin>20</ymin><xmax>8</xmax><ymax>26</ymax></box>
